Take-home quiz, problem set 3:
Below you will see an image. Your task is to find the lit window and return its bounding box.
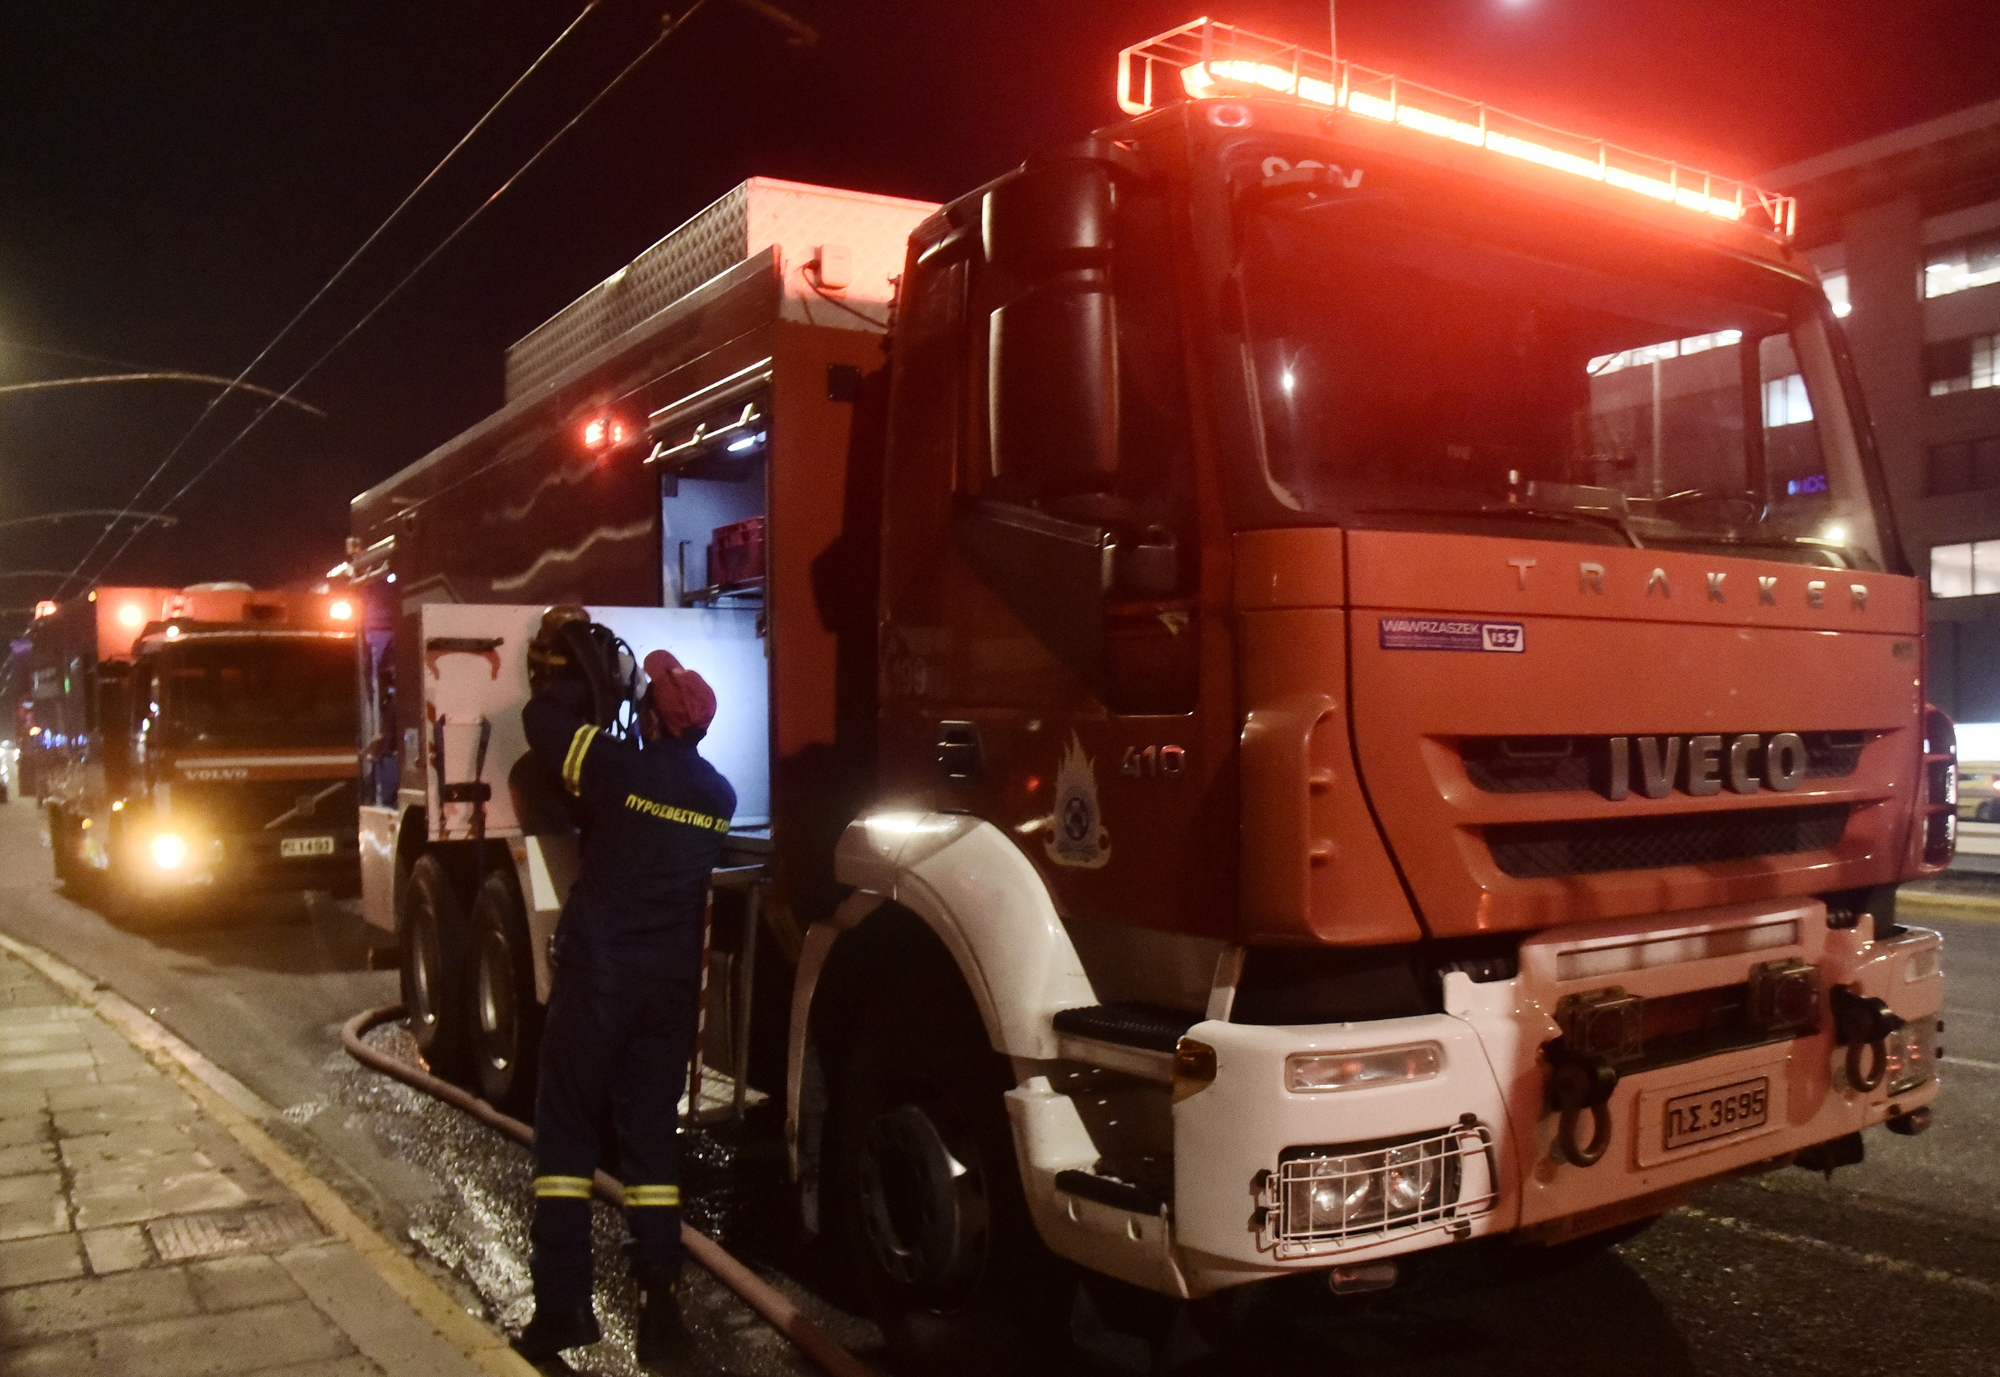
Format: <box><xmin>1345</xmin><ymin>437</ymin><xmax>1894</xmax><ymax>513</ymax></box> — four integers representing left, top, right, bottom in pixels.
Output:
<box><xmin>1930</xmin><ymin>541</ymin><xmax>2000</xmax><ymax>598</ymax></box>
<box><xmin>1763</xmin><ymin>374</ymin><xmax>1813</xmax><ymax>427</ymax></box>
<box><xmin>1820</xmin><ymin>269</ymin><xmax>1851</xmax><ymax>318</ymax></box>
<box><xmin>1926</xmin><ymin>333</ymin><xmax>2000</xmax><ymax>396</ymax></box>
<box><xmin>1924</xmin><ymin>230</ymin><xmax>2000</xmax><ymax>299</ymax></box>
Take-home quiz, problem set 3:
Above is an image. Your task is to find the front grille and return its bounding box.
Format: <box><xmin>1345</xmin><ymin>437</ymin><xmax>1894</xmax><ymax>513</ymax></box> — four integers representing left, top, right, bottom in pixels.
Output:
<box><xmin>1487</xmin><ymin>803</ymin><xmax>1849</xmax><ymax>878</ymax></box>
<box><xmin>1462</xmin><ymin>731</ymin><xmax>1868</xmax><ymax>794</ymax></box>
<box><xmin>176</xmin><ymin>779</ymin><xmax>358</xmax><ymax>834</ymax></box>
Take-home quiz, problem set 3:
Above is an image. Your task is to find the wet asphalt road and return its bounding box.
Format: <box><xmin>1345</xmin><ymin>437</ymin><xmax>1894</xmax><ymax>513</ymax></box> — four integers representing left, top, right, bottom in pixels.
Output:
<box><xmin>3</xmin><ymin>791</ymin><xmax>1998</xmax><ymax>1377</ymax></box>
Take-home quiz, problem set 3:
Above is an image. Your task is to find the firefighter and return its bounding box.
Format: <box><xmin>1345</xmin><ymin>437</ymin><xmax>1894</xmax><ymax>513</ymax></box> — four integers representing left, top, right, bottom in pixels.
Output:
<box><xmin>512</xmin><ymin>612</ymin><xmax>734</xmax><ymax>1375</ymax></box>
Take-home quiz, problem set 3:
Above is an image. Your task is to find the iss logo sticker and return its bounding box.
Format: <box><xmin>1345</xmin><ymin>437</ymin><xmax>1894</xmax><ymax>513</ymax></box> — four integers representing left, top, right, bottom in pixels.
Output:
<box><xmin>1379</xmin><ymin>617</ymin><xmax>1525</xmax><ymax>653</ymax></box>
<box><xmin>1045</xmin><ymin>732</ymin><xmax>1112</xmax><ymax>869</ymax></box>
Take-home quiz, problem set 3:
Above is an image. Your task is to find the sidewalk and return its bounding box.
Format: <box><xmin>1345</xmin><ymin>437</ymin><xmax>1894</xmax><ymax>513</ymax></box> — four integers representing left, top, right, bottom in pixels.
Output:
<box><xmin>0</xmin><ymin>941</ymin><xmax>532</xmax><ymax>1376</ymax></box>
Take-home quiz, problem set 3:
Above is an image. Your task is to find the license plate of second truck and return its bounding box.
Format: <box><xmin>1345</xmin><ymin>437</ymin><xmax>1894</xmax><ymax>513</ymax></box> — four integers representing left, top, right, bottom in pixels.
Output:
<box><xmin>1663</xmin><ymin>1077</ymin><xmax>1769</xmax><ymax>1151</ymax></box>
<box><xmin>281</xmin><ymin>836</ymin><xmax>335</xmax><ymax>858</ymax></box>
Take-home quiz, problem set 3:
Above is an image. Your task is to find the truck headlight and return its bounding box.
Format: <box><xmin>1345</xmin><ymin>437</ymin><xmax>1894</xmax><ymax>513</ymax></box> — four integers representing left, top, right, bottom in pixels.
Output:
<box><xmin>1275</xmin><ymin>1131</ymin><xmax>1461</xmax><ymax>1244</ymax></box>
<box><xmin>150</xmin><ymin>833</ymin><xmax>188</xmax><ymax>870</ymax></box>
<box><xmin>1885</xmin><ymin>1019</ymin><xmax>1938</xmax><ymax>1096</ymax></box>
<box><xmin>1287</xmin><ymin>1043</ymin><xmax>1441</xmax><ymax>1093</ymax></box>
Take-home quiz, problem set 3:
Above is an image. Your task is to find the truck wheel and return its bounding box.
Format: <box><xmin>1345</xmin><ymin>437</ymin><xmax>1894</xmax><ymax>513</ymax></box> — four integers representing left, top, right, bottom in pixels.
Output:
<box><xmin>470</xmin><ymin>869</ymin><xmax>542</xmax><ymax>1117</ymax></box>
<box><xmin>827</xmin><ymin>972</ymin><xmax>1068</xmax><ymax>1374</ymax></box>
<box><xmin>400</xmin><ymin>855</ymin><xmax>472</xmax><ymax>1082</ymax></box>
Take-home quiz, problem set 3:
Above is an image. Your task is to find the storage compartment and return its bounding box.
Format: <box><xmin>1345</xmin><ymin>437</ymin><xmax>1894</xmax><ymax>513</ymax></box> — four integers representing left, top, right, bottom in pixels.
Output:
<box><xmin>707</xmin><ymin>517</ymin><xmax>765</xmax><ymax>588</ymax></box>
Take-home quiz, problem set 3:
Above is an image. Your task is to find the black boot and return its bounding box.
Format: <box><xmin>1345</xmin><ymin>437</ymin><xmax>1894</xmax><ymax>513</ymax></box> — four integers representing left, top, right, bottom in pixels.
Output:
<box><xmin>634</xmin><ymin>1263</ymin><xmax>707</xmax><ymax>1373</ymax></box>
<box><xmin>512</xmin><ymin>1300</ymin><xmax>601</xmax><ymax>1373</ymax></box>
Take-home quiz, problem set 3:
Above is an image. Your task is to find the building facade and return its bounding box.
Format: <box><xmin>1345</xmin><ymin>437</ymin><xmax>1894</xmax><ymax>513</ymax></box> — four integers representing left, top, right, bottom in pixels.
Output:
<box><xmin>1766</xmin><ymin>100</ymin><xmax>2000</xmax><ymax>722</ymax></box>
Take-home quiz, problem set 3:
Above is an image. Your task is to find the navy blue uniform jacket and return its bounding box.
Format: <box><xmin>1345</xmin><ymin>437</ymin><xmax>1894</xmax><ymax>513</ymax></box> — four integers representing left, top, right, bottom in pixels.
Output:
<box><xmin>522</xmin><ymin>686</ymin><xmax>736</xmax><ymax>983</ymax></box>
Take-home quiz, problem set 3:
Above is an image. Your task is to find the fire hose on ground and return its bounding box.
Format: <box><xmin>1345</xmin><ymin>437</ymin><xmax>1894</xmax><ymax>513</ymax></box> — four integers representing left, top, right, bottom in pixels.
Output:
<box><xmin>341</xmin><ymin>1004</ymin><xmax>874</xmax><ymax>1377</ymax></box>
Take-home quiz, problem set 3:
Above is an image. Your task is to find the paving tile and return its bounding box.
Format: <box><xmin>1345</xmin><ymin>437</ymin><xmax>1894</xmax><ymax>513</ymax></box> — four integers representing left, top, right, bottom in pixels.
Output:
<box><xmin>0</xmin><ymin>1195</ymin><xmax>67</xmax><ymax>1243</ymax></box>
<box><xmin>90</xmin><ymin>1298</ymin><xmax>354</xmax><ymax>1377</ymax></box>
<box><xmin>0</xmin><ymin>1142</ymin><xmax>55</xmax><ymax>1177</ymax></box>
<box><xmin>0</xmin><ymin>1267</ymin><xmax>199</xmax><ymax>1343</ymax></box>
<box><xmin>52</xmin><ymin>1102</ymin><xmax>198</xmax><ymax>1140</ymax></box>
<box><xmin>0</xmin><ymin>1116</ymin><xmax>47</xmax><ymax>1150</ymax></box>
<box><xmin>0</xmin><ymin>1034</ymin><xmax>90</xmax><ymax>1059</ymax></box>
<box><xmin>47</xmin><ymin>1079</ymin><xmax>188</xmax><ymax>1115</ymax></box>
<box><xmin>60</xmin><ymin>1122</ymin><xmax>199</xmax><ymax>1168</ymax></box>
<box><xmin>0</xmin><ymin>1336</ymin><xmax>95</xmax><ymax>1374</ymax></box>
<box><xmin>0</xmin><ymin>1007</ymin><xmax>85</xmax><ymax>1028</ymax></box>
<box><xmin>244</xmin><ymin>1359</ymin><xmax>386</xmax><ymax>1377</ymax></box>
<box><xmin>0</xmin><ymin>1067</ymin><xmax>97</xmax><ymax>1093</ymax></box>
<box><xmin>0</xmin><ymin>1233</ymin><xmax>83</xmax><ymax>1287</ymax></box>
<box><xmin>0</xmin><ymin>1173</ymin><xmax>60</xmax><ymax>1208</ymax></box>
<box><xmin>274</xmin><ymin>1243</ymin><xmax>489</xmax><ymax>1377</ymax></box>
<box><xmin>81</xmin><ymin>1225</ymin><xmax>154</xmax><ymax>1274</ymax></box>
<box><xmin>187</xmin><ymin>1254</ymin><xmax>304</xmax><ymax>1312</ymax></box>
<box><xmin>89</xmin><ymin>1056</ymin><xmax>153</xmax><ymax>1084</ymax></box>
<box><xmin>0</xmin><ymin>1052</ymin><xmax>95</xmax><ymax>1076</ymax></box>
<box><xmin>0</xmin><ymin>1091</ymin><xmax>45</xmax><ymax>1118</ymax></box>
<box><xmin>71</xmin><ymin>1153</ymin><xmax>252</xmax><ymax>1230</ymax></box>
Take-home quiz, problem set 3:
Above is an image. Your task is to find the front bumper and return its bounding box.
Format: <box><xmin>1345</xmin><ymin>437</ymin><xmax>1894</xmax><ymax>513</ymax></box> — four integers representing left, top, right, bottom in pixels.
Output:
<box><xmin>106</xmin><ymin>825</ymin><xmax>362</xmax><ymax>895</ymax></box>
<box><xmin>1167</xmin><ymin>898</ymin><xmax>1943</xmax><ymax>1296</ymax></box>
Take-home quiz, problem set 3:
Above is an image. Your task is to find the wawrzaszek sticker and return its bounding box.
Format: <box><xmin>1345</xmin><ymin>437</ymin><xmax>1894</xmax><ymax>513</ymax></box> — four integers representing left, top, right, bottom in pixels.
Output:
<box><xmin>1379</xmin><ymin>617</ymin><xmax>1525</xmax><ymax>653</ymax></box>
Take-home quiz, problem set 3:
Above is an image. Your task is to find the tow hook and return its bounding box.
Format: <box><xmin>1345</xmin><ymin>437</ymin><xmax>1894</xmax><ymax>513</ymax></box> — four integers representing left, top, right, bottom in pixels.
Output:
<box><xmin>1831</xmin><ymin>986</ymin><xmax>1904</xmax><ymax>1093</ymax></box>
<box><xmin>1543</xmin><ymin>1043</ymin><xmax>1619</xmax><ymax>1167</ymax></box>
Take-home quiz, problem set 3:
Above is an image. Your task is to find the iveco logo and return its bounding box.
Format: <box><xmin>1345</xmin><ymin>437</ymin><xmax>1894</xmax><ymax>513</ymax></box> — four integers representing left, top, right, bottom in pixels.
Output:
<box><xmin>1608</xmin><ymin>733</ymin><xmax>1806</xmax><ymax>800</ymax></box>
<box><xmin>182</xmin><ymin>767</ymin><xmax>251</xmax><ymax>782</ymax></box>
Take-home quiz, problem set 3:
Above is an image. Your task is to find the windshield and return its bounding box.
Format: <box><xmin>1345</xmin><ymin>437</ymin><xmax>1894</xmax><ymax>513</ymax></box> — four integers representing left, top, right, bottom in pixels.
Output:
<box><xmin>160</xmin><ymin>637</ymin><xmax>356</xmax><ymax>749</ymax></box>
<box><xmin>1239</xmin><ymin>170</ymin><xmax>1882</xmax><ymax>567</ymax></box>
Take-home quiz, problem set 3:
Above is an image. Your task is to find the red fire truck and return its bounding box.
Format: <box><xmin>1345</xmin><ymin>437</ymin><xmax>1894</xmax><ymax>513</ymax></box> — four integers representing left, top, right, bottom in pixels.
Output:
<box><xmin>31</xmin><ymin>584</ymin><xmax>361</xmax><ymax>904</ymax></box>
<box><xmin>351</xmin><ymin>20</ymin><xmax>1948</xmax><ymax>1368</ymax></box>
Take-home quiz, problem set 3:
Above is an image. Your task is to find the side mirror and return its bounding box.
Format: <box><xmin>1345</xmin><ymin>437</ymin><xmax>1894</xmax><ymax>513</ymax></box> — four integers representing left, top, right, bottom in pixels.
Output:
<box><xmin>983</xmin><ymin>160</ymin><xmax>1113</xmax><ymax>272</ymax></box>
<box><xmin>984</xmin><ymin>161</ymin><xmax>1119</xmax><ymax>496</ymax></box>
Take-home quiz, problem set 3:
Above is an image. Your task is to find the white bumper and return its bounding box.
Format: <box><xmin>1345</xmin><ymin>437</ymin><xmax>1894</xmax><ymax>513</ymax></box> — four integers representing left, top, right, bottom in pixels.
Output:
<box><xmin>1165</xmin><ymin>898</ymin><xmax>1944</xmax><ymax>1296</ymax></box>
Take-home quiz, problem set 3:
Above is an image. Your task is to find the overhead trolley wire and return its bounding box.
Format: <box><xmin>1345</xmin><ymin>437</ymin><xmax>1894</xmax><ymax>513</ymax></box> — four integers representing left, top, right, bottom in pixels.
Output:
<box><xmin>82</xmin><ymin>1</ymin><xmax>716</xmax><ymax>589</ymax></box>
<box><xmin>59</xmin><ymin>0</ymin><xmax>607</xmax><ymax>595</ymax></box>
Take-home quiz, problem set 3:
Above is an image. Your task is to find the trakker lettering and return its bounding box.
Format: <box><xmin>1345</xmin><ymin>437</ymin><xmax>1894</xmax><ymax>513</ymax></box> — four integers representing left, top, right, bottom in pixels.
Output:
<box><xmin>1529</xmin><ymin>558</ymin><xmax>1872</xmax><ymax>611</ymax></box>
<box><xmin>1606</xmin><ymin>733</ymin><xmax>1807</xmax><ymax>800</ymax></box>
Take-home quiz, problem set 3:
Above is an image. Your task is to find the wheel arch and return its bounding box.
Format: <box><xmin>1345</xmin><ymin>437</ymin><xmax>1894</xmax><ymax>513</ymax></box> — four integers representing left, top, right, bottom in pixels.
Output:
<box><xmin>788</xmin><ymin>813</ymin><xmax>1095</xmax><ymax>1191</ymax></box>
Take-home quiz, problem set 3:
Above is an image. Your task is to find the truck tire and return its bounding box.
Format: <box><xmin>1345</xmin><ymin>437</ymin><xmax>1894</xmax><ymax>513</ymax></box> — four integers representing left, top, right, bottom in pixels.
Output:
<box><xmin>400</xmin><ymin>855</ymin><xmax>473</xmax><ymax>1083</ymax></box>
<box><xmin>827</xmin><ymin>969</ymin><xmax>1069</xmax><ymax>1374</ymax></box>
<box><xmin>470</xmin><ymin>869</ymin><xmax>542</xmax><ymax>1117</ymax></box>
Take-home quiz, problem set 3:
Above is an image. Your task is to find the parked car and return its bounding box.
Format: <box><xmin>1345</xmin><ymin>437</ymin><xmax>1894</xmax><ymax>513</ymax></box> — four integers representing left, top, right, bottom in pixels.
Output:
<box><xmin>1959</xmin><ymin>761</ymin><xmax>2000</xmax><ymax>821</ymax></box>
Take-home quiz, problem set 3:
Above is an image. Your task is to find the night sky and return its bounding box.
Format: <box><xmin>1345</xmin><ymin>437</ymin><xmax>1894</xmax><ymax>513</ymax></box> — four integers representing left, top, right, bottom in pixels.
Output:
<box><xmin>2</xmin><ymin>0</ymin><xmax>1997</xmax><ymax>623</ymax></box>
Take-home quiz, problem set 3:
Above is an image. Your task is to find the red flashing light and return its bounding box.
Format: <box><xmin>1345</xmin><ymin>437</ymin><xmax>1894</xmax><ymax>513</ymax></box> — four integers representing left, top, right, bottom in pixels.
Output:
<box><xmin>581</xmin><ymin>414</ymin><xmax>632</xmax><ymax>453</ymax></box>
<box><xmin>329</xmin><ymin>599</ymin><xmax>355</xmax><ymax>622</ymax></box>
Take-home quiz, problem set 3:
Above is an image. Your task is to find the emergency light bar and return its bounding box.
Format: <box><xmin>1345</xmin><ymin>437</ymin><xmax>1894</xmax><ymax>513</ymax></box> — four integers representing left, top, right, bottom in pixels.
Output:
<box><xmin>1117</xmin><ymin>18</ymin><xmax>1796</xmax><ymax>239</ymax></box>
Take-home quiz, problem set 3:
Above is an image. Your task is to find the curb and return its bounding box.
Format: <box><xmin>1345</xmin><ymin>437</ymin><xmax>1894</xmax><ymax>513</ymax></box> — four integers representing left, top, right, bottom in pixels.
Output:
<box><xmin>0</xmin><ymin>929</ymin><xmax>538</xmax><ymax>1377</ymax></box>
<box><xmin>1898</xmin><ymin>889</ymin><xmax>2000</xmax><ymax>924</ymax></box>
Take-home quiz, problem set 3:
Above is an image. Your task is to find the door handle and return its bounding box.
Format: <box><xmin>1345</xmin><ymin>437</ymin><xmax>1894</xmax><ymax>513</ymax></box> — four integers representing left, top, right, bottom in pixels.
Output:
<box><xmin>936</xmin><ymin>721</ymin><xmax>983</xmax><ymax>781</ymax></box>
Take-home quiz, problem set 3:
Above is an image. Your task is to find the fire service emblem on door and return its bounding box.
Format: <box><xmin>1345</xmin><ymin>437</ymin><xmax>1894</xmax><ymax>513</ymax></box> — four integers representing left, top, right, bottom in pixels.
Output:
<box><xmin>1045</xmin><ymin>733</ymin><xmax>1112</xmax><ymax>870</ymax></box>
